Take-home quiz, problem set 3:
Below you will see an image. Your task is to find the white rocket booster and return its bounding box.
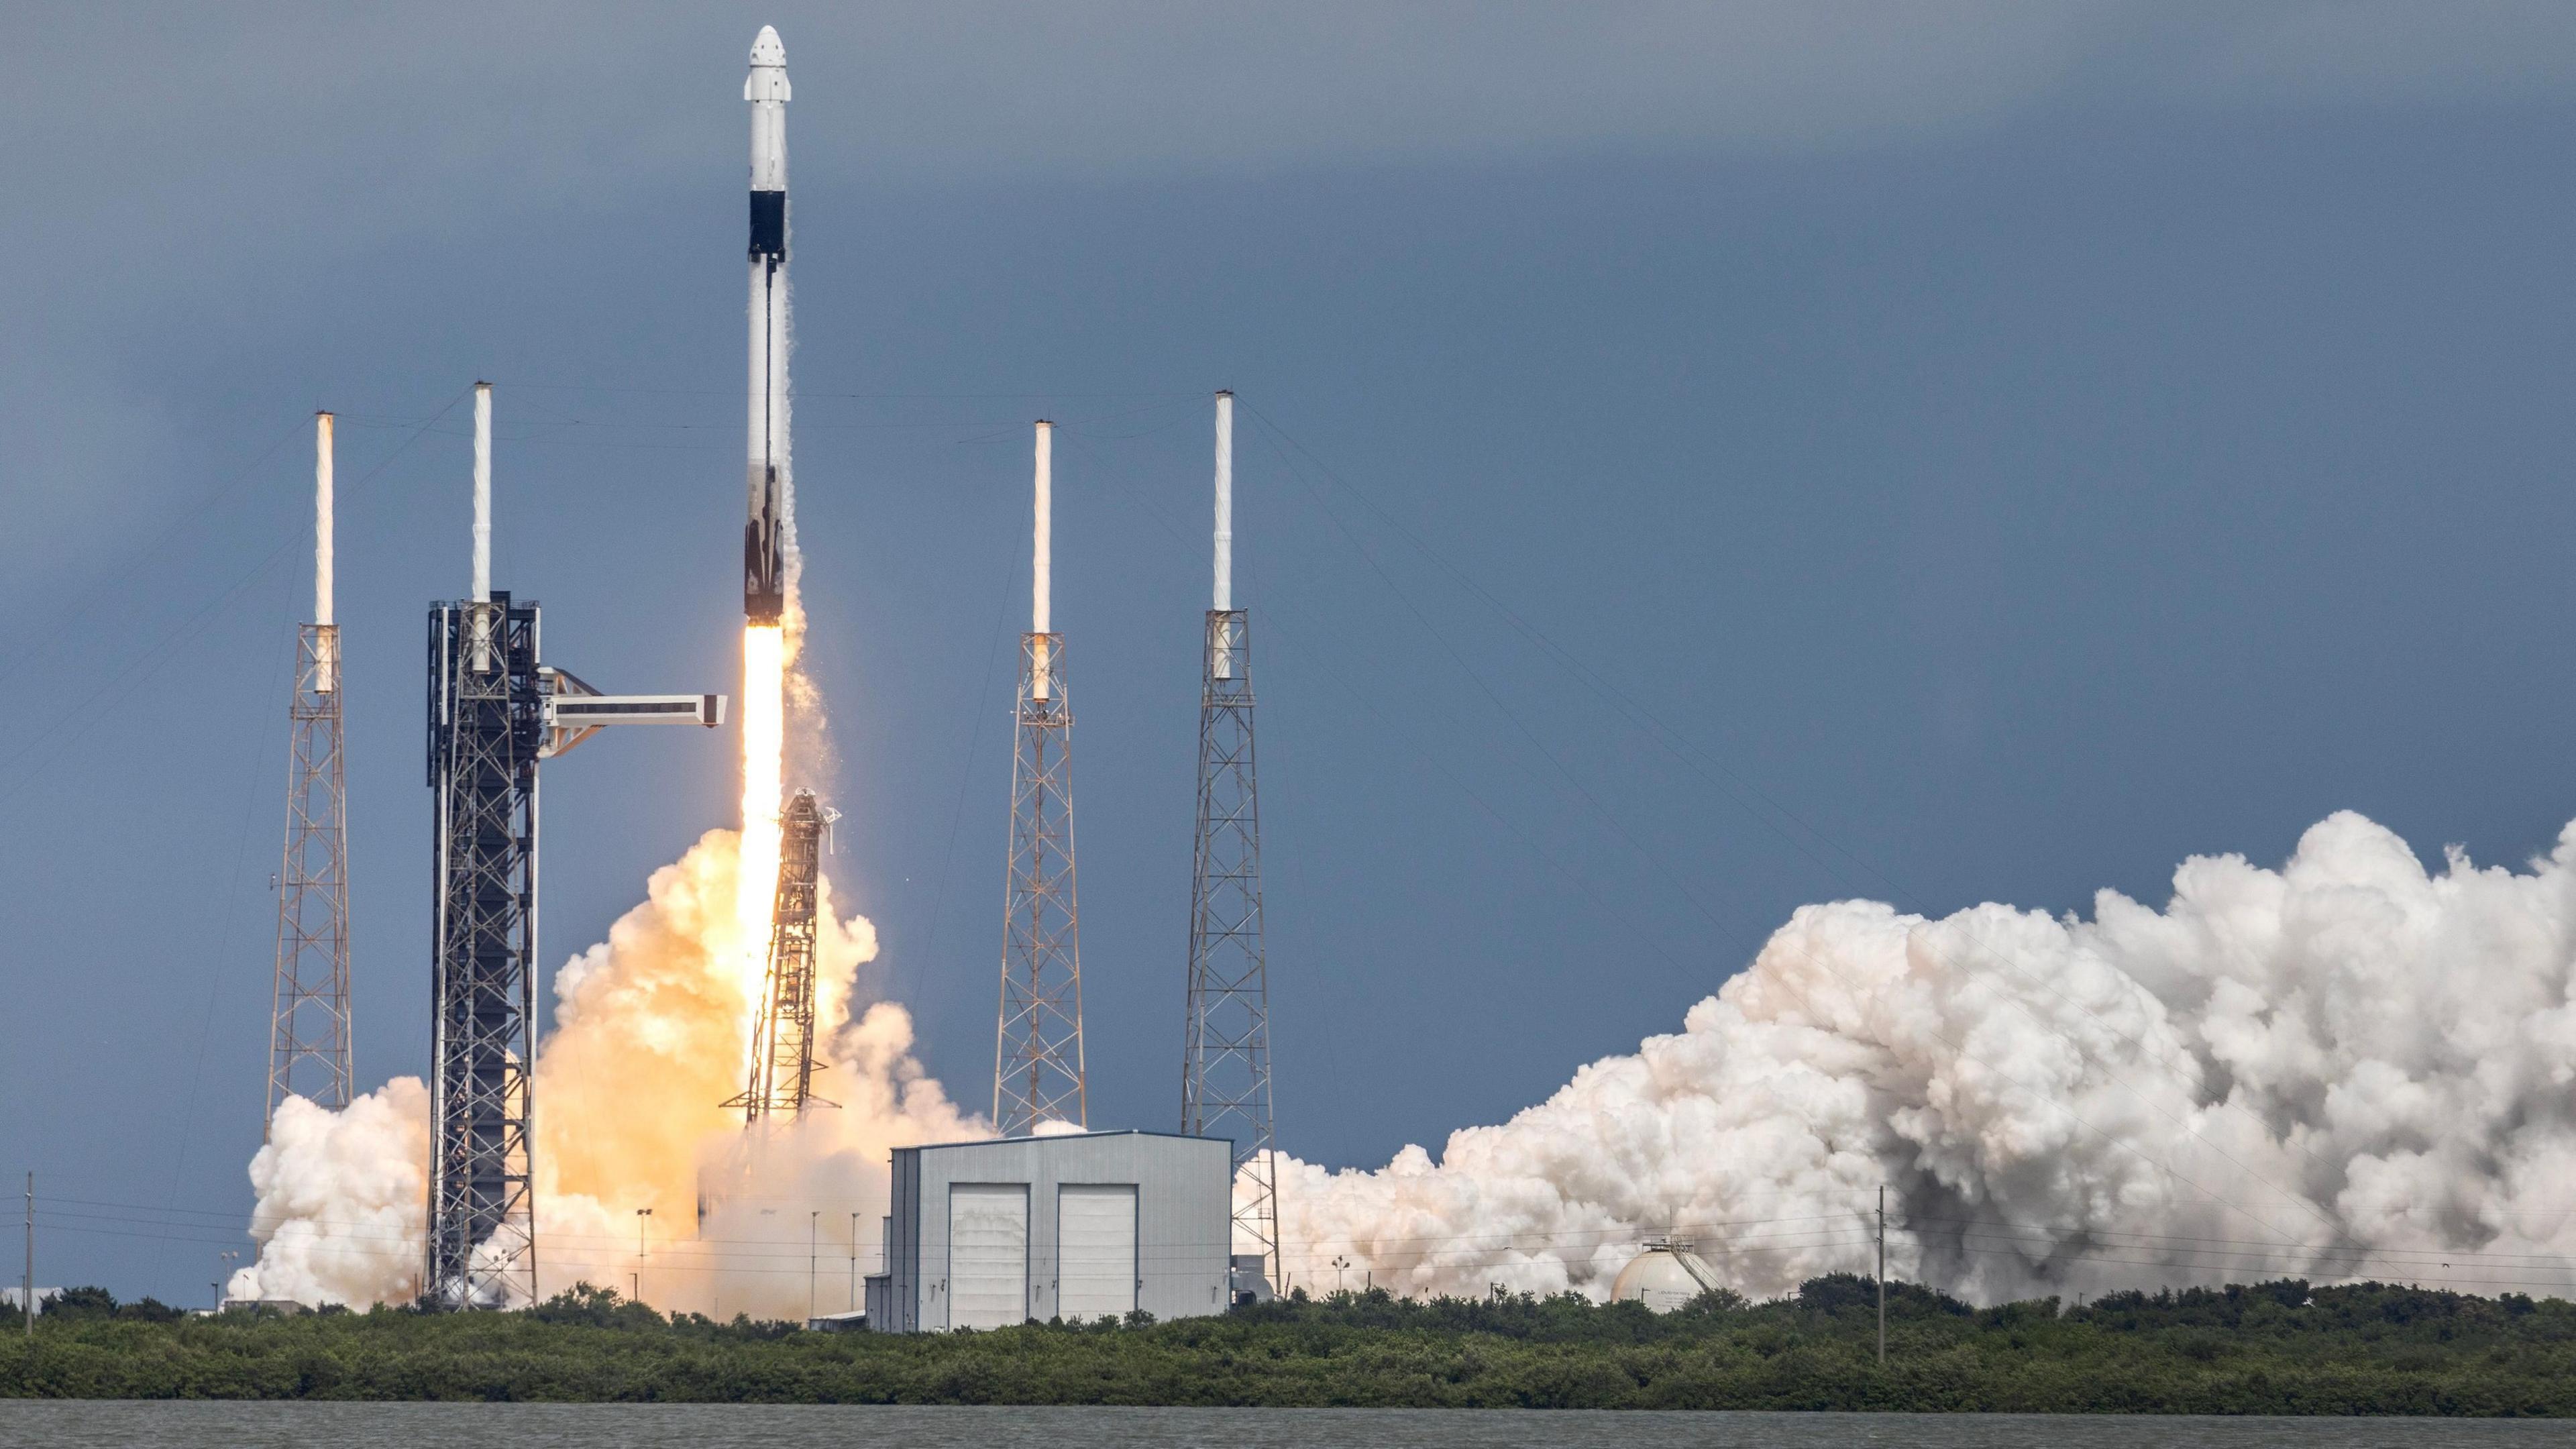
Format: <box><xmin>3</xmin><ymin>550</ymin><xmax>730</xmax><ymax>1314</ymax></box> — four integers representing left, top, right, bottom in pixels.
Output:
<box><xmin>744</xmin><ymin>24</ymin><xmax>790</xmax><ymax>626</ymax></box>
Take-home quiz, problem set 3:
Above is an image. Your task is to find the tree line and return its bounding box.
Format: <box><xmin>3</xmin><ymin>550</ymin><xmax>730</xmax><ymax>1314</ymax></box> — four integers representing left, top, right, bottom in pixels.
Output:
<box><xmin>3</xmin><ymin>1275</ymin><xmax>2572</xmax><ymax>1411</ymax></box>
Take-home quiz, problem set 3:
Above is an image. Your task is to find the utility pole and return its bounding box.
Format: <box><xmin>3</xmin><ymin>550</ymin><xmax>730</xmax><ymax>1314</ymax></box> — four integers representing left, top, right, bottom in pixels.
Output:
<box><xmin>1876</xmin><ymin>1185</ymin><xmax>1887</xmax><ymax>1368</ymax></box>
<box><xmin>848</xmin><ymin>1210</ymin><xmax>859</xmax><ymax>1311</ymax></box>
<box><xmin>808</xmin><ymin>1210</ymin><xmax>819</xmax><ymax>1323</ymax></box>
<box><xmin>21</xmin><ymin>1172</ymin><xmax>31</xmax><ymax>1337</ymax></box>
<box><xmin>634</xmin><ymin>1208</ymin><xmax>651</xmax><ymax>1305</ymax></box>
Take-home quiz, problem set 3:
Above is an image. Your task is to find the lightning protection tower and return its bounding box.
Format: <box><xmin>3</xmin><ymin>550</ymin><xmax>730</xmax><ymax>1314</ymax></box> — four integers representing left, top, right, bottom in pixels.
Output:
<box><xmin>425</xmin><ymin>384</ymin><xmax>727</xmax><ymax>1309</ymax></box>
<box><xmin>268</xmin><ymin>411</ymin><xmax>354</xmax><ymax>1130</ymax></box>
<box><xmin>729</xmin><ymin>788</ymin><xmax>837</xmax><ymax>1122</ymax></box>
<box><xmin>1179</xmin><ymin>391</ymin><xmax>1279</xmax><ymax>1291</ymax></box>
<box><xmin>994</xmin><ymin>421</ymin><xmax>1087</xmax><ymax>1136</ymax></box>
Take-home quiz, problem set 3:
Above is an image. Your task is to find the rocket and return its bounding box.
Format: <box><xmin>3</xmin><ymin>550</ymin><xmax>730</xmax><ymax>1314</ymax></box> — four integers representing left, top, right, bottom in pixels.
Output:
<box><xmin>743</xmin><ymin>24</ymin><xmax>790</xmax><ymax>626</ymax></box>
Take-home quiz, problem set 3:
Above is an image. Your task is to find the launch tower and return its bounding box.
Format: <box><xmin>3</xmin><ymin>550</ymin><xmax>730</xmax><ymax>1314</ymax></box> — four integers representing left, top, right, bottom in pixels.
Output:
<box><xmin>1179</xmin><ymin>392</ymin><xmax>1280</xmax><ymax>1289</ymax></box>
<box><xmin>267</xmin><ymin>411</ymin><xmax>354</xmax><ymax>1128</ymax></box>
<box><xmin>994</xmin><ymin>421</ymin><xmax>1087</xmax><ymax>1136</ymax></box>
<box><xmin>730</xmin><ymin>789</ymin><xmax>836</xmax><ymax>1122</ymax></box>
<box><xmin>425</xmin><ymin>384</ymin><xmax>726</xmax><ymax>1309</ymax></box>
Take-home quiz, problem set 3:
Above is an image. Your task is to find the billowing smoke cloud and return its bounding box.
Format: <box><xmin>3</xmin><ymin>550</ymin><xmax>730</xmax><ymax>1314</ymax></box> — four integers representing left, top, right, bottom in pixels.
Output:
<box><xmin>1278</xmin><ymin>811</ymin><xmax>2576</xmax><ymax>1305</ymax></box>
<box><xmin>241</xmin><ymin>806</ymin><xmax>2576</xmax><ymax>1312</ymax></box>
<box><xmin>233</xmin><ymin>1080</ymin><xmax>431</xmax><ymax>1306</ymax></box>
<box><xmin>229</xmin><ymin>828</ymin><xmax>983</xmax><ymax>1313</ymax></box>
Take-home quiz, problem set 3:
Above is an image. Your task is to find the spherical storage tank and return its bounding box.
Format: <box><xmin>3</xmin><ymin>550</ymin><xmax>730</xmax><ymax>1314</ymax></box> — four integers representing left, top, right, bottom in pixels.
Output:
<box><xmin>1611</xmin><ymin>1240</ymin><xmax>1721</xmax><ymax>1312</ymax></box>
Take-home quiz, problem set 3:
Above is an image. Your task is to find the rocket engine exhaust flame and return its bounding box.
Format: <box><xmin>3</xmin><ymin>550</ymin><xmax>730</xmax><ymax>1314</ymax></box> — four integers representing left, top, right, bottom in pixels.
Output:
<box><xmin>737</xmin><ymin>624</ymin><xmax>787</xmax><ymax>1014</ymax></box>
<box><xmin>230</xmin><ymin>828</ymin><xmax>983</xmax><ymax>1317</ymax></box>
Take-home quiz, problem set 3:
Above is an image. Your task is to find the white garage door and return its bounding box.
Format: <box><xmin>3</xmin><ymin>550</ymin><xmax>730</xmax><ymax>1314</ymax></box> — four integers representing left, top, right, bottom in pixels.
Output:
<box><xmin>1057</xmin><ymin>1183</ymin><xmax>1138</xmax><ymax>1322</ymax></box>
<box><xmin>948</xmin><ymin>1184</ymin><xmax>1029</xmax><ymax>1330</ymax></box>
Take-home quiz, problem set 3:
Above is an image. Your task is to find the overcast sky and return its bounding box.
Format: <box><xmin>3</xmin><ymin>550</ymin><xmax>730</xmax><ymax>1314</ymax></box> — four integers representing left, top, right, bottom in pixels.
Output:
<box><xmin>7</xmin><ymin>2</ymin><xmax>2576</xmax><ymax>1303</ymax></box>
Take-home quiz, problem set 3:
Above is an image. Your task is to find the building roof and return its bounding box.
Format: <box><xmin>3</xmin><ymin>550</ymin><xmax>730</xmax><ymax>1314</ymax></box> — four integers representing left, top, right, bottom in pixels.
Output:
<box><xmin>900</xmin><ymin>1128</ymin><xmax>1235</xmax><ymax>1155</ymax></box>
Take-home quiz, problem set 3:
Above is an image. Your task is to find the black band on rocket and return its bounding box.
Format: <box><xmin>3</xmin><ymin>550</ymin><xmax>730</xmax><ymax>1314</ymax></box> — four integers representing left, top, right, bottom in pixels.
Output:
<box><xmin>749</xmin><ymin>192</ymin><xmax>786</xmax><ymax>260</ymax></box>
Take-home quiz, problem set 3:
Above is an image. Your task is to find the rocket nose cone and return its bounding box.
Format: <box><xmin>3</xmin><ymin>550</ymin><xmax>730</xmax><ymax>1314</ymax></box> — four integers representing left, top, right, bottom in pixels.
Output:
<box><xmin>750</xmin><ymin>25</ymin><xmax>785</xmax><ymax>66</ymax></box>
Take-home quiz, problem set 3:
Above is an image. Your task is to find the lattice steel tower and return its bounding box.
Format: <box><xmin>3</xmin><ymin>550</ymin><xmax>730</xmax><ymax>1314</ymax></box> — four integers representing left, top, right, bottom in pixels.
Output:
<box><xmin>730</xmin><ymin>789</ymin><xmax>837</xmax><ymax>1122</ymax></box>
<box><xmin>425</xmin><ymin>584</ymin><xmax>541</xmax><ymax>1309</ymax></box>
<box><xmin>425</xmin><ymin>384</ymin><xmax>727</xmax><ymax>1309</ymax></box>
<box><xmin>995</xmin><ymin>421</ymin><xmax>1087</xmax><ymax>1136</ymax></box>
<box><xmin>1180</xmin><ymin>392</ymin><xmax>1279</xmax><ymax>1289</ymax></box>
<box><xmin>268</xmin><ymin>412</ymin><xmax>354</xmax><ymax>1130</ymax></box>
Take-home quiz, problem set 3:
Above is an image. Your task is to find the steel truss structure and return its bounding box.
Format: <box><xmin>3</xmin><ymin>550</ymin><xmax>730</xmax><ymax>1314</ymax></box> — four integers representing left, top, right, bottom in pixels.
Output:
<box><xmin>994</xmin><ymin>631</ymin><xmax>1086</xmax><ymax>1135</ymax></box>
<box><xmin>425</xmin><ymin>595</ymin><xmax>544</xmax><ymax>1309</ymax></box>
<box><xmin>731</xmin><ymin>789</ymin><xmax>835</xmax><ymax>1122</ymax></box>
<box><xmin>1180</xmin><ymin>608</ymin><xmax>1279</xmax><ymax>1288</ymax></box>
<box><xmin>267</xmin><ymin>623</ymin><xmax>354</xmax><ymax>1127</ymax></box>
<box><xmin>421</xmin><ymin>592</ymin><xmax>724</xmax><ymax>1309</ymax></box>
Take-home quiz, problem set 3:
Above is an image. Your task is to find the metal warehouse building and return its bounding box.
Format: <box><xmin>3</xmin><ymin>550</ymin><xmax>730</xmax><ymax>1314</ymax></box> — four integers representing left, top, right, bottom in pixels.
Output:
<box><xmin>865</xmin><ymin>1130</ymin><xmax>1232</xmax><ymax>1332</ymax></box>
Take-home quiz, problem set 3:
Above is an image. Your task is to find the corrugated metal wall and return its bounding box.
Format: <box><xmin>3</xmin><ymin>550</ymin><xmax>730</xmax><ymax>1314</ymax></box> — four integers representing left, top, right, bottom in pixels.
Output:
<box><xmin>883</xmin><ymin>1132</ymin><xmax>1231</xmax><ymax>1331</ymax></box>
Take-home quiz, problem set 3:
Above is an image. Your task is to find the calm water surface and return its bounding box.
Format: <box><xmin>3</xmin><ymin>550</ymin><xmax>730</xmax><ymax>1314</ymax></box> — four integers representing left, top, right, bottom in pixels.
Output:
<box><xmin>0</xmin><ymin>1405</ymin><xmax>2566</xmax><ymax>1448</ymax></box>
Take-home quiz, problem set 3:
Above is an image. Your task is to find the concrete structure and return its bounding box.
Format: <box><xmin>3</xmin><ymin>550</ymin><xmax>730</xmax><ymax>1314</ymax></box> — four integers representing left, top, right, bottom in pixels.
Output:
<box><xmin>865</xmin><ymin>1132</ymin><xmax>1230</xmax><ymax>1332</ymax></box>
<box><xmin>1610</xmin><ymin>1238</ymin><xmax>1723</xmax><ymax>1311</ymax></box>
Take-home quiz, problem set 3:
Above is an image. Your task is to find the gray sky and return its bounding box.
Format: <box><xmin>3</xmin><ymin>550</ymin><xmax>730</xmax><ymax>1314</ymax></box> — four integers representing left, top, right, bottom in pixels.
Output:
<box><xmin>7</xmin><ymin>1</ymin><xmax>2576</xmax><ymax>1303</ymax></box>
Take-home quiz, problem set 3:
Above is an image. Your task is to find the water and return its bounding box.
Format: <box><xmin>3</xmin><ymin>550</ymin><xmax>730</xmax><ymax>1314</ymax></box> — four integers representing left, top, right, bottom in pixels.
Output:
<box><xmin>0</xmin><ymin>1405</ymin><xmax>2564</xmax><ymax>1448</ymax></box>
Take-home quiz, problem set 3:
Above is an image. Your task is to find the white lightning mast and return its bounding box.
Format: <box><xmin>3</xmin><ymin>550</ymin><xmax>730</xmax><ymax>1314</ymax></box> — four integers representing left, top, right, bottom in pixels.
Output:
<box><xmin>267</xmin><ymin>410</ymin><xmax>354</xmax><ymax>1130</ymax></box>
<box><xmin>1182</xmin><ymin>388</ymin><xmax>1280</xmax><ymax>1296</ymax></box>
<box><xmin>996</xmin><ymin>419</ymin><xmax>1085</xmax><ymax>1134</ymax></box>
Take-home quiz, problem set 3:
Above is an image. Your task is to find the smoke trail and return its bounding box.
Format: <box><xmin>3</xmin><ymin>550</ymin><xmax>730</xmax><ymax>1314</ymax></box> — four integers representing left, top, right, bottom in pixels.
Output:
<box><xmin>1276</xmin><ymin>810</ymin><xmax>2576</xmax><ymax>1305</ymax></box>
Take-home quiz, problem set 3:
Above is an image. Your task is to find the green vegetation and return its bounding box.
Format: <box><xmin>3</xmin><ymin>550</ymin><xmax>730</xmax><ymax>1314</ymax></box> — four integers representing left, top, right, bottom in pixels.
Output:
<box><xmin>4</xmin><ymin>1275</ymin><xmax>2574</xmax><ymax>1411</ymax></box>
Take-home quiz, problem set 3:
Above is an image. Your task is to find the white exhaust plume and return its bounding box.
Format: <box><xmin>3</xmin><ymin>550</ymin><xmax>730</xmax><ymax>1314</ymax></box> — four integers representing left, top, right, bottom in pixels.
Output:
<box><xmin>237</xmin><ymin>1081</ymin><xmax>428</xmax><ymax>1306</ymax></box>
<box><xmin>233</xmin><ymin>768</ymin><xmax>2576</xmax><ymax>1312</ymax></box>
<box><xmin>229</xmin><ymin>828</ymin><xmax>985</xmax><ymax>1313</ymax></box>
<box><xmin>1275</xmin><ymin>810</ymin><xmax>2576</xmax><ymax>1305</ymax></box>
